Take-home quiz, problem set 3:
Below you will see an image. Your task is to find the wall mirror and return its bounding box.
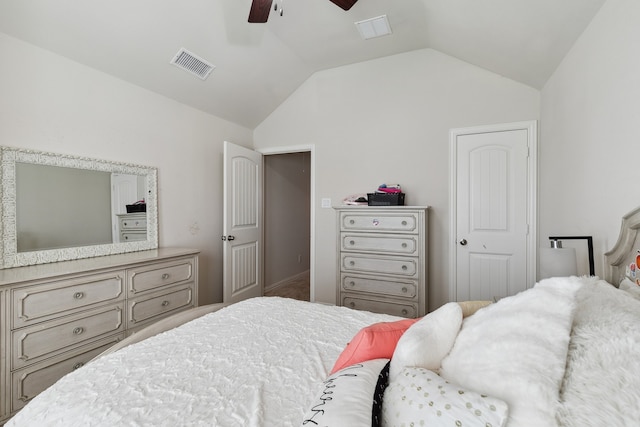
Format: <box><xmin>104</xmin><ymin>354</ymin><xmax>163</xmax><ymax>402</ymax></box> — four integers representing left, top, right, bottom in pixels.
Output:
<box><xmin>0</xmin><ymin>146</ymin><xmax>158</xmax><ymax>268</ymax></box>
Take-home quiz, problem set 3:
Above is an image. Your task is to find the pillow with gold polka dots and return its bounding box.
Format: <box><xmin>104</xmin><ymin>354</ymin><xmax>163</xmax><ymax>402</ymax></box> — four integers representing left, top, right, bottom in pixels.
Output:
<box><xmin>382</xmin><ymin>367</ymin><xmax>508</xmax><ymax>427</ymax></box>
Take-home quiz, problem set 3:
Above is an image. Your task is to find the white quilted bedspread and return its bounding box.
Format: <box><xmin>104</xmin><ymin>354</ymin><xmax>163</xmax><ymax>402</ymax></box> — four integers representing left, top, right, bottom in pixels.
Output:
<box><xmin>7</xmin><ymin>297</ymin><xmax>397</xmax><ymax>427</ymax></box>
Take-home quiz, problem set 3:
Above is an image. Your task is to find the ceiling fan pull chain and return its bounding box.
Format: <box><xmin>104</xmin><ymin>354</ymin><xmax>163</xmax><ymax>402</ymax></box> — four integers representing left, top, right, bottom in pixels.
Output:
<box><xmin>273</xmin><ymin>1</ymin><xmax>278</xmax><ymax>12</ymax></box>
<box><xmin>279</xmin><ymin>0</ymin><xmax>284</xmax><ymax>16</ymax></box>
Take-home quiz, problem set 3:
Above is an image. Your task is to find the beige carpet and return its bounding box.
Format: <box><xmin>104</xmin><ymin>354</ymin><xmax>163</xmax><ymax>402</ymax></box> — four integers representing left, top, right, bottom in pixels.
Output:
<box><xmin>264</xmin><ymin>273</ymin><xmax>310</xmax><ymax>302</ymax></box>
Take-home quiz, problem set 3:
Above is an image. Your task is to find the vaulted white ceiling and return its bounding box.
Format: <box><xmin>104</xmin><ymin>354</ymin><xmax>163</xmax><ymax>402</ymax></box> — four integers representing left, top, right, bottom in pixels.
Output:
<box><xmin>0</xmin><ymin>0</ymin><xmax>605</xmax><ymax>129</ymax></box>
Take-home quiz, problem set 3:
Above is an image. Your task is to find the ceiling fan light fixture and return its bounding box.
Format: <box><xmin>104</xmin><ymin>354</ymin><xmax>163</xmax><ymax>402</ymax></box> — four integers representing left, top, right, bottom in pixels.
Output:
<box><xmin>355</xmin><ymin>15</ymin><xmax>392</xmax><ymax>40</ymax></box>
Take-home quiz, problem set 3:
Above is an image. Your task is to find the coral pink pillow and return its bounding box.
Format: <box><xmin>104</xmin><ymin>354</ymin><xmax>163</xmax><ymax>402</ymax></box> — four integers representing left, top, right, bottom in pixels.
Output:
<box><xmin>330</xmin><ymin>318</ymin><xmax>420</xmax><ymax>374</ymax></box>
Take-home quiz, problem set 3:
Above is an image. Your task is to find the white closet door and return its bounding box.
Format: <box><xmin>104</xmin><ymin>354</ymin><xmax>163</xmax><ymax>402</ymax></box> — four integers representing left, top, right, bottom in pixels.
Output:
<box><xmin>450</xmin><ymin>121</ymin><xmax>536</xmax><ymax>302</ymax></box>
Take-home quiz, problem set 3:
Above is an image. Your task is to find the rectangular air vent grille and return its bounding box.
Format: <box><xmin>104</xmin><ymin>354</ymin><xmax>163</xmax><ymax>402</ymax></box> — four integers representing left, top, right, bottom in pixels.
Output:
<box><xmin>170</xmin><ymin>48</ymin><xmax>215</xmax><ymax>80</ymax></box>
<box><xmin>355</xmin><ymin>15</ymin><xmax>392</xmax><ymax>40</ymax></box>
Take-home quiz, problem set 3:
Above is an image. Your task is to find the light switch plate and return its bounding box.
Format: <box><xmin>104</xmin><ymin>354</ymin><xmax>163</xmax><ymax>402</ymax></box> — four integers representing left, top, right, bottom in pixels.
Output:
<box><xmin>321</xmin><ymin>198</ymin><xmax>332</xmax><ymax>208</ymax></box>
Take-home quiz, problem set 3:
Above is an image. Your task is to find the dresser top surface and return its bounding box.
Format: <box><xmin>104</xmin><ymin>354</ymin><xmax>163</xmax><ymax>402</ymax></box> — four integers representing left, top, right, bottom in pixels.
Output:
<box><xmin>333</xmin><ymin>205</ymin><xmax>430</xmax><ymax>210</ymax></box>
<box><xmin>0</xmin><ymin>247</ymin><xmax>199</xmax><ymax>287</ymax></box>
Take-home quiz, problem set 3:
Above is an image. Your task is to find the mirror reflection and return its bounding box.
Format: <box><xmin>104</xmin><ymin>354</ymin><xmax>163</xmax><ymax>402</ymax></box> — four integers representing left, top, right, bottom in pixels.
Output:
<box><xmin>15</xmin><ymin>163</ymin><xmax>148</xmax><ymax>252</ymax></box>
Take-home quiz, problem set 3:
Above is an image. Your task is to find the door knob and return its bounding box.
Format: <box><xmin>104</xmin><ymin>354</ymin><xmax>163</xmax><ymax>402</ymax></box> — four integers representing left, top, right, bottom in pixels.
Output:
<box><xmin>459</xmin><ymin>239</ymin><xmax>468</xmax><ymax>246</ymax></box>
<box><xmin>221</xmin><ymin>235</ymin><xmax>236</xmax><ymax>241</ymax></box>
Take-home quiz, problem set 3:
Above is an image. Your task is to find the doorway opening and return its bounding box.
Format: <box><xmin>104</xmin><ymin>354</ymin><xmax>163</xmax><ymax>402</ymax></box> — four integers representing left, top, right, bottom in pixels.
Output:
<box><xmin>261</xmin><ymin>148</ymin><xmax>313</xmax><ymax>302</ymax></box>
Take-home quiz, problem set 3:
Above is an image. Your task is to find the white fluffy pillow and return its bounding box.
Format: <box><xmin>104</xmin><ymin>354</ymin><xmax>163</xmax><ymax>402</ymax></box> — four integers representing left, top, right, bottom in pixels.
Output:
<box><xmin>439</xmin><ymin>277</ymin><xmax>585</xmax><ymax>427</ymax></box>
<box><xmin>382</xmin><ymin>367</ymin><xmax>508</xmax><ymax>427</ymax></box>
<box><xmin>389</xmin><ymin>302</ymin><xmax>462</xmax><ymax>380</ymax></box>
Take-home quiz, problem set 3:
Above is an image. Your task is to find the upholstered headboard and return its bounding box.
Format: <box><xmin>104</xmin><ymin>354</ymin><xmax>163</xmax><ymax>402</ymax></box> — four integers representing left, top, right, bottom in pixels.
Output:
<box><xmin>605</xmin><ymin>206</ymin><xmax>640</xmax><ymax>285</ymax></box>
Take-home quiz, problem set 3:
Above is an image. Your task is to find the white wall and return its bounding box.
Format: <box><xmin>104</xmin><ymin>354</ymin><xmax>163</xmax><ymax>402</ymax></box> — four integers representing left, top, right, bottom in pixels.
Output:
<box><xmin>0</xmin><ymin>32</ymin><xmax>253</xmax><ymax>304</ymax></box>
<box><xmin>540</xmin><ymin>0</ymin><xmax>640</xmax><ymax>277</ymax></box>
<box><xmin>254</xmin><ymin>48</ymin><xmax>540</xmax><ymax>310</ymax></box>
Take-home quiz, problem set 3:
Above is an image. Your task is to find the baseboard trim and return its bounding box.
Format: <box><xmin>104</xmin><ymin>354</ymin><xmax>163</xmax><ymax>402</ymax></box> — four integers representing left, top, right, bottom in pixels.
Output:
<box><xmin>264</xmin><ymin>270</ymin><xmax>310</xmax><ymax>293</ymax></box>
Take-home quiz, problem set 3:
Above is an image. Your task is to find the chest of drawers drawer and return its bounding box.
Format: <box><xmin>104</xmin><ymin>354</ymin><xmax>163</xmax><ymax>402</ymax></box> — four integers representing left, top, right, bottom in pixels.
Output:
<box><xmin>128</xmin><ymin>284</ymin><xmax>195</xmax><ymax>328</ymax></box>
<box><xmin>340</xmin><ymin>212</ymin><xmax>419</xmax><ymax>233</ymax></box>
<box><xmin>341</xmin><ymin>274</ymin><xmax>417</xmax><ymax>299</ymax></box>
<box><xmin>121</xmin><ymin>231</ymin><xmax>147</xmax><ymax>242</ymax></box>
<box><xmin>341</xmin><ymin>254</ymin><xmax>418</xmax><ymax>277</ymax></box>
<box><xmin>128</xmin><ymin>258</ymin><xmax>195</xmax><ymax>295</ymax></box>
<box><xmin>12</xmin><ymin>303</ymin><xmax>125</xmax><ymax>369</ymax></box>
<box><xmin>342</xmin><ymin>294</ymin><xmax>418</xmax><ymax>318</ymax></box>
<box><xmin>119</xmin><ymin>215</ymin><xmax>147</xmax><ymax>230</ymax></box>
<box><xmin>11</xmin><ymin>272</ymin><xmax>125</xmax><ymax>329</ymax></box>
<box><xmin>340</xmin><ymin>233</ymin><xmax>418</xmax><ymax>255</ymax></box>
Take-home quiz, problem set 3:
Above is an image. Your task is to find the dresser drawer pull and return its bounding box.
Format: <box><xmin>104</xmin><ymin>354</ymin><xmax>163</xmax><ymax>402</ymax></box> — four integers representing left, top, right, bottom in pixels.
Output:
<box><xmin>73</xmin><ymin>291</ymin><xmax>85</xmax><ymax>299</ymax></box>
<box><xmin>161</xmin><ymin>300</ymin><xmax>170</xmax><ymax>307</ymax></box>
<box><xmin>349</xmin><ymin>261</ymin><xmax>355</xmax><ymax>266</ymax></box>
<box><xmin>349</xmin><ymin>281</ymin><xmax>355</xmax><ymax>287</ymax></box>
<box><xmin>349</xmin><ymin>219</ymin><xmax>355</xmax><ymax>225</ymax></box>
<box><xmin>123</xmin><ymin>221</ymin><xmax>129</xmax><ymax>226</ymax></box>
<box><xmin>402</xmin><ymin>287</ymin><xmax>408</xmax><ymax>293</ymax></box>
<box><xmin>401</xmin><ymin>265</ymin><xmax>408</xmax><ymax>270</ymax></box>
<box><xmin>349</xmin><ymin>240</ymin><xmax>355</xmax><ymax>246</ymax></box>
<box><xmin>401</xmin><ymin>309</ymin><xmax>408</xmax><ymax>316</ymax></box>
<box><xmin>73</xmin><ymin>327</ymin><xmax>84</xmax><ymax>335</ymax></box>
<box><xmin>349</xmin><ymin>302</ymin><xmax>356</xmax><ymax>308</ymax></box>
<box><xmin>402</xmin><ymin>220</ymin><xmax>407</xmax><ymax>226</ymax></box>
<box><xmin>19</xmin><ymin>395</ymin><xmax>31</xmax><ymax>402</ymax></box>
<box><xmin>401</xmin><ymin>243</ymin><xmax>407</xmax><ymax>248</ymax></box>
<box><xmin>161</xmin><ymin>273</ymin><xmax>170</xmax><ymax>280</ymax></box>
<box><xmin>73</xmin><ymin>362</ymin><xmax>85</xmax><ymax>370</ymax></box>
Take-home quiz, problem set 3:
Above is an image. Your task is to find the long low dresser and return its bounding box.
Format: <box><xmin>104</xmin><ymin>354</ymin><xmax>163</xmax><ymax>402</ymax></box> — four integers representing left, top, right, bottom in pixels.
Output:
<box><xmin>0</xmin><ymin>248</ymin><xmax>199</xmax><ymax>425</ymax></box>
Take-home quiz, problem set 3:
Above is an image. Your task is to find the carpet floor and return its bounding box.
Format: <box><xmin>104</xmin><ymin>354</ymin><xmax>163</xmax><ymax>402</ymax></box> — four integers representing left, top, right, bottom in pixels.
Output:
<box><xmin>264</xmin><ymin>272</ymin><xmax>310</xmax><ymax>302</ymax></box>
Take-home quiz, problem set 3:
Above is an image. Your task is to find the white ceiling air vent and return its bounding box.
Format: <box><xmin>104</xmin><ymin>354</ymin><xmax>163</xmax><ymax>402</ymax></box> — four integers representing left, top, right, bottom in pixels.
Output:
<box><xmin>170</xmin><ymin>48</ymin><xmax>215</xmax><ymax>80</ymax></box>
<box><xmin>355</xmin><ymin>15</ymin><xmax>392</xmax><ymax>40</ymax></box>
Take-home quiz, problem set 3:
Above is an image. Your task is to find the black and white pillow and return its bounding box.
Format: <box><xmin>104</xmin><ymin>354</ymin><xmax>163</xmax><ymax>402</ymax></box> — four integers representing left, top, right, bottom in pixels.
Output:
<box><xmin>301</xmin><ymin>358</ymin><xmax>390</xmax><ymax>427</ymax></box>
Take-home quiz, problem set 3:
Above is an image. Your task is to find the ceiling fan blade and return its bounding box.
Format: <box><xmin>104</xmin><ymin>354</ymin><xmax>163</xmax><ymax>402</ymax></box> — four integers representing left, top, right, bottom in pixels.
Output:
<box><xmin>329</xmin><ymin>0</ymin><xmax>358</xmax><ymax>11</ymax></box>
<box><xmin>248</xmin><ymin>0</ymin><xmax>273</xmax><ymax>23</ymax></box>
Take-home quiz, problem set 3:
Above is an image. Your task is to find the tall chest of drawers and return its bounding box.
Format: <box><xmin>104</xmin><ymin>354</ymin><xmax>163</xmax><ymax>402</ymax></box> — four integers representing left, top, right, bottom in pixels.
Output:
<box><xmin>336</xmin><ymin>206</ymin><xmax>428</xmax><ymax>318</ymax></box>
<box><xmin>0</xmin><ymin>248</ymin><xmax>199</xmax><ymax>425</ymax></box>
<box><xmin>117</xmin><ymin>212</ymin><xmax>148</xmax><ymax>242</ymax></box>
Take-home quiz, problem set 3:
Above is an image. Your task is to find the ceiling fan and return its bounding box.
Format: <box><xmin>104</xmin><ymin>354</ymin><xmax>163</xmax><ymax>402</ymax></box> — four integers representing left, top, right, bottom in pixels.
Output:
<box><xmin>248</xmin><ymin>0</ymin><xmax>358</xmax><ymax>23</ymax></box>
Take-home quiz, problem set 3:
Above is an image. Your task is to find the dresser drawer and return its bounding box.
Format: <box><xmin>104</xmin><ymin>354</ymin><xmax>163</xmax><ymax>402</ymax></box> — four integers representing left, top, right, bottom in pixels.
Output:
<box><xmin>341</xmin><ymin>254</ymin><xmax>417</xmax><ymax>277</ymax></box>
<box><xmin>341</xmin><ymin>274</ymin><xmax>417</xmax><ymax>299</ymax></box>
<box><xmin>12</xmin><ymin>272</ymin><xmax>125</xmax><ymax>329</ymax></box>
<box><xmin>11</xmin><ymin>335</ymin><xmax>122</xmax><ymax>412</ymax></box>
<box><xmin>128</xmin><ymin>284</ymin><xmax>195</xmax><ymax>328</ymax></box>
<box><xmin>341</xmin><ymin>233</ymin><xmax>418</xmax><ymax>255</ymax></box>
<box><xmin>340</xmin><ymin>212</ymin><xmax>418</xmax><ymax>233</ymax></box>
<box><xmin>342</xmin><ymin>295</ymin><xmax>418</xmax><ymax>318</ymax></box>
<box><xmin>12</xmin><ymin>303</ymin><xmax>125</xmax><ymax>369</ymax></box>
<box><xmin>128</xmin><ymin>257</ymin><xmax>195</xmax><ymax>295</ymax></box>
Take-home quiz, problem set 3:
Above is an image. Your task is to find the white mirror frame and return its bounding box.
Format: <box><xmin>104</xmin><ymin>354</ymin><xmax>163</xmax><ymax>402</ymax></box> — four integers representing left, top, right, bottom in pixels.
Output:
<box><xmin>0</xmin><ymin>146</ymin><xmax>158</xmax><ymax>268</ymax></box>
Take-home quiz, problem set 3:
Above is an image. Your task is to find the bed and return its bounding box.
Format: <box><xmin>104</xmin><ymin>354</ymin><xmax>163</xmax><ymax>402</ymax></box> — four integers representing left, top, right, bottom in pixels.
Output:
<box><xmin>6</xmin><ymin>208</ymin><xmax>640</xmax><ymax>427</ymax></box>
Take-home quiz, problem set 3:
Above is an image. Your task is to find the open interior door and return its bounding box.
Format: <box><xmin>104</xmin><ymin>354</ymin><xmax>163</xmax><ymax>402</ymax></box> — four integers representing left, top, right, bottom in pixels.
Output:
<box><xmin>223</xmin><ymin>141</ymin><xmax>263</xmax><ymax>304</ymax></box>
